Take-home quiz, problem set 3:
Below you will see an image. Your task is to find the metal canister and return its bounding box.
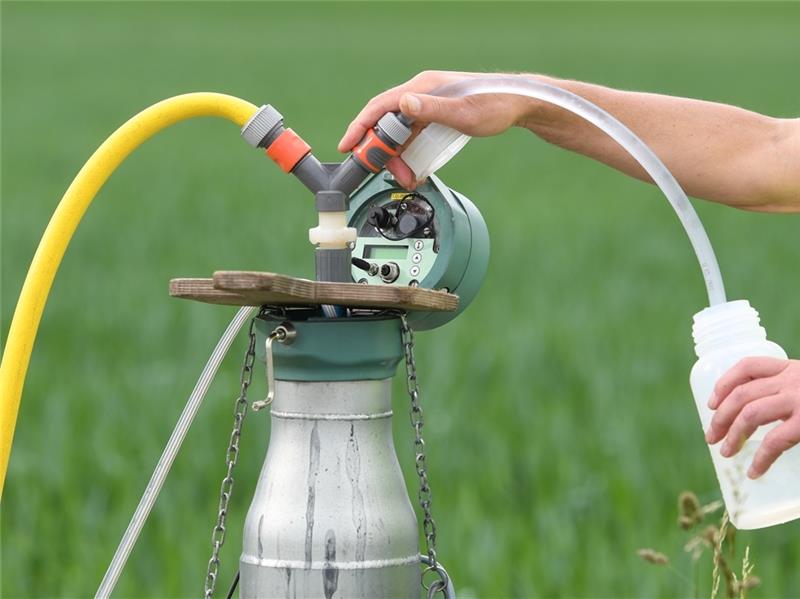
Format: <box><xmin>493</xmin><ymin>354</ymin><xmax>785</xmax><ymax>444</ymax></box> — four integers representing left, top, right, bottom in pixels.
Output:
<box><xmin>240</xmin><ymin>314</ymin><xmax>420</xmax><ymax>598</ymax></box>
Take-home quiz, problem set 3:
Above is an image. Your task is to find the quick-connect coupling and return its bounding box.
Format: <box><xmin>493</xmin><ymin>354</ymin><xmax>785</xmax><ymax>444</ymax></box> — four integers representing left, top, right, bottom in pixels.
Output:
<box><xmin>241</xmin><ymin>104</ymin><xmax>284</xmax><ymax>148</ymax></box>
<box><xmin>351</xmin><ymin>112</ymin><xmax>413</xmax><ymax>173</ymax></box>
<box><xmin>377</xmin><ymin>112</ymin><xmax>414</xmax><ymax>146</ymax></box>
<box><xmin>242</xmin><ymin>104</ymin><xmax>315</xmax><ymax>176</ymax></box>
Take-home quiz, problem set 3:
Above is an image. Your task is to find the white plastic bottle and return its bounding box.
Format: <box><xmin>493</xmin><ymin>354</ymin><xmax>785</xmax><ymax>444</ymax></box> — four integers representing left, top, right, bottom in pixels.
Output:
<box><xmin>690</xmin><ymin>299</ymin><xmax>800</xmax><ymax>529</ymax></box>
<box><xmin>401</xmin><ymin>123</ymin><xmax>471</xmax><ymax>181</ymax></box>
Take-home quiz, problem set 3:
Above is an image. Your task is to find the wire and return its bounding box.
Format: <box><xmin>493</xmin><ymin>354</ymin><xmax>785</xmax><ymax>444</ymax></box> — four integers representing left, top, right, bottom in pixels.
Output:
<box><xmin>225</xmin><ymin>570</ymin><xmax>240</xmax><ymax>599</ymax></box>
<box><xmin>351</xmin><ymin>257</ymin><xmax>373</xmax><ymax>272</ymax></box>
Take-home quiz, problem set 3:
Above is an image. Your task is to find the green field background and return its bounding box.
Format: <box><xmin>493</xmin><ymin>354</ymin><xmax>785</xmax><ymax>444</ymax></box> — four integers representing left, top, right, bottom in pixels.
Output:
<box><xmin>2</xmin><ymin>2</ymin><xmax>799</xmax><ymax>597</ymax></box>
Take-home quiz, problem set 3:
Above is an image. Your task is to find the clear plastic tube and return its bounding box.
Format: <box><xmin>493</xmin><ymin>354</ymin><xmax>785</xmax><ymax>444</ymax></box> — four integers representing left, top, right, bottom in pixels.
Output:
<box><xmin>413</xmin><ymin>76</ymin><xmax>727</xmax><ymax>306</ymax></box>
<box><xmin>95</xmin><ymin>305</ymin><xmax>257</xmax><ymax>598</ymax></box>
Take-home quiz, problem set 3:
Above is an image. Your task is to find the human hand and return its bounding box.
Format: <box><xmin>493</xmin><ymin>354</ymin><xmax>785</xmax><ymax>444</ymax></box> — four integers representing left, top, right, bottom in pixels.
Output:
<box><xmin>705</xmin><ymin>357</ymin><xmax>800</xmax><ymax>478</ymax></box>
<box><xmin>337</xmin><ymin>70</ymin><xmax>536</xmax><ymax>189</ymax></box>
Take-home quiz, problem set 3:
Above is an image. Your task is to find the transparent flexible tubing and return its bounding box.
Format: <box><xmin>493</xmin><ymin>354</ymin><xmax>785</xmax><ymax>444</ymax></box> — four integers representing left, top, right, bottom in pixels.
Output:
<box><xmin>425</xmin><ymin>76</ymin><xmax>727</xmax><ymax>307</ymax></box>
<box><xmin>0</xmin><ymin>93</ymin><xmax>259</xmax><ymax>497</ymax></box>
<box><xmin>95</xmin><ymin>305</ymin><xmax>256</xmax><ymax>599</ymax></box>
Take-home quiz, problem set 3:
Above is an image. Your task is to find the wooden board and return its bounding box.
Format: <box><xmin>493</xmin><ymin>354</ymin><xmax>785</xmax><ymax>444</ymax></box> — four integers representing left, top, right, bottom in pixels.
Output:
<box><xmin>169</xmin><ymin>271</ymin><xmax>458</xmax><ymax>312</ymax></box>
<box><xmin>168</xmin><ymin>278</ymin><xmax>255</xmax><ymax>306</ymax></box>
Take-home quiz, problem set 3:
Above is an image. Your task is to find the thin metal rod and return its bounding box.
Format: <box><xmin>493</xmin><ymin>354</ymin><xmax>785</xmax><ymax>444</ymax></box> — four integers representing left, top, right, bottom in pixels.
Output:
<box><xmin>95</xmin><ymin>306</ymin><xmax>257</xmax><ymax>598</ymax></box>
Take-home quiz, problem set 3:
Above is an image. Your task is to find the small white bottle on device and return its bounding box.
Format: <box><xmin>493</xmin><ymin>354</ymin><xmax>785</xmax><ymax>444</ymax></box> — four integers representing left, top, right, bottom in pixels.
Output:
<box><xmin>690</xmin><ymin>299</ymin><xmax>800</xmax><ymax>529</ymax></box>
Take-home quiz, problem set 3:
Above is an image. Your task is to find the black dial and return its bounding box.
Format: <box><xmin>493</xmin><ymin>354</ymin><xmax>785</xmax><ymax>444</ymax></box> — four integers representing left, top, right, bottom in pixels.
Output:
<box><xmin>367</xmin><ymin>206</ymin><xmax>395</xmax><ymax>229</ymax></box>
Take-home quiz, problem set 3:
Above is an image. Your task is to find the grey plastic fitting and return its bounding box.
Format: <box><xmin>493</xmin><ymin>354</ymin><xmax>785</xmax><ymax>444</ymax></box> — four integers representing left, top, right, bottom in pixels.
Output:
<box><xmin>292</xmin><ymin>155</ymin><xmax>334</xmax><ymax>193</ymax></box>
<box><xmin>327</xmin><ymin>157</ymin><xmax>370</xmax><ymax>196</ymax></box>
<box><xmin>241</xmin><ymin>104</ymin><xmax>284</xmax><ymax>148</ymax></box>
<box><xmin>316</xmin><ymin>248</ymin><xmax>352</xmax><ymax>282</ymax></box>
<box><xmin>376</xmin><ymin>112</ymin><xmax>413</xmax><ymax>146</ymax></box>
<box><xmin>315</xmin><ymin>190</ymin><xmax>348</xmax><ymax>212</ymax></box>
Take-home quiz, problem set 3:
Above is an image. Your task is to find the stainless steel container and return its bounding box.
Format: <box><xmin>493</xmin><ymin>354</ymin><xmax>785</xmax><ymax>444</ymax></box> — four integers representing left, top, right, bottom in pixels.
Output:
<box><xmin>240</xmin><ymin>315</ymin><xmax>420</xmax><ymax>598</ymax></box>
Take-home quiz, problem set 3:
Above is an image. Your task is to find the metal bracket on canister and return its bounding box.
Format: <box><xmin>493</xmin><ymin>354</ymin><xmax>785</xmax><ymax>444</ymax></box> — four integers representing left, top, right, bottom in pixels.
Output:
<box><xmin>251</xmin><ymin>322</ymin><xmax>296</xmax><ymax>412</ymax></box>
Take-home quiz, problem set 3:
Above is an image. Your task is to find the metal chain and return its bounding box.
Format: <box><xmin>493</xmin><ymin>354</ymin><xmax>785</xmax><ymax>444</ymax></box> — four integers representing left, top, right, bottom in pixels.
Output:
<box><xmin>399</xmin><ymin>313</ymin><xmax>449</xmax><ymax>596</ymax></box>
<box><xmin>204</xmin><ymin>315</ymin><xmax>258</xmax><ymax>598</ymax></box>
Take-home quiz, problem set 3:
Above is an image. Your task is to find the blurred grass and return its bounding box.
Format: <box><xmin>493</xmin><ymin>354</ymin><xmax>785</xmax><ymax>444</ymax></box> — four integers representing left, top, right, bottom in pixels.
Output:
<box><xmin>1</xmin><ymin>1</ymin><xmax>799</xmax><ymax>597</ymax></box>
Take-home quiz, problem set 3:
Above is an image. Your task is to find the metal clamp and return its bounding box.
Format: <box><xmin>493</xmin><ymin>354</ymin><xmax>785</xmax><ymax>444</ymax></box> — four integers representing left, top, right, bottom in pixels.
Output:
<box><xmin>420</xmin><ymin>554</ymin><xmax>455</xmax><ymax>599</ymax></box>
<box><xmin>252</xmin><ymin>322</ymin><xmax>296</xmax><ymax>412</ymax></box>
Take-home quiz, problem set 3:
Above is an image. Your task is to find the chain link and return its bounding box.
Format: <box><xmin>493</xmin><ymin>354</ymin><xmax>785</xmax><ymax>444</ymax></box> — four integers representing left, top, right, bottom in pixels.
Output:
<box><xmin>204</xmin><ymin>316</ymin><xmax>258</xmax><ymax>598</ymax></box>
<box><xmin>399</xmin><ymin>313</ymin><xmax>447</xmax><ymax>595</ymax></box>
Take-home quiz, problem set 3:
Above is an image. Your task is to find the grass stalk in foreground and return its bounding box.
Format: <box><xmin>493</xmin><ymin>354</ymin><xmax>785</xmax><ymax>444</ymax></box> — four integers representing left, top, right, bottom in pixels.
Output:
<box><xmin>638</xmin><ymin>491</ymin><xmax>761</xmax><ymax>599</ymax></box>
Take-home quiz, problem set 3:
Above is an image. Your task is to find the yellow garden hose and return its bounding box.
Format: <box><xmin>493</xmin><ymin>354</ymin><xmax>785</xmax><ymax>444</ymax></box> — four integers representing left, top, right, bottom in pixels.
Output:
<box><xmin>0</xmin><ymin>93</ymin><xmax>258</xmax><ymax>498</ymax></box>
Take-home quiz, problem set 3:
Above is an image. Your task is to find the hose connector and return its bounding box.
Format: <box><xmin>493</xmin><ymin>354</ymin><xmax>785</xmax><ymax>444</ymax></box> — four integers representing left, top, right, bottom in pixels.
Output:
<box><xmin>377</xmin><ymin>112</ymin><xmax>413</xmax><ymax>146</ymax></box>
<box><xmin>241</xmin><ymin>104</ymin><xmax>284</xmax><ymax>148</ymax></box>
<box><xmin>351</xmin><ymin>112</ymin><xmax>413</xmax><ymax>173</ymax></box>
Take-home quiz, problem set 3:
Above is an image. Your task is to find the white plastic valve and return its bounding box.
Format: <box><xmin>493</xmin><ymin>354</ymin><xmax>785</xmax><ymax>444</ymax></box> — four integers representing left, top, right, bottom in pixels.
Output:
<box><xmin>308</xmin><ymin>212</ymin><xmax>357</xmax><ymax>248</ymax></box>
<box><xmin>400</xmin><ymin>123</ymin><xmax>471</xmax><ymax>181</ymax></box>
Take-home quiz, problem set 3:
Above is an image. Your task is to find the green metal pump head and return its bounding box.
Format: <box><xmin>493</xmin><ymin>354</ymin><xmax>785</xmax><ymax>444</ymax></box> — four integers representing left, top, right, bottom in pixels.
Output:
<box><xmin>347</xmin><ymin>172</ymin><xmax>490</xmax><ymax>330</ymax></box>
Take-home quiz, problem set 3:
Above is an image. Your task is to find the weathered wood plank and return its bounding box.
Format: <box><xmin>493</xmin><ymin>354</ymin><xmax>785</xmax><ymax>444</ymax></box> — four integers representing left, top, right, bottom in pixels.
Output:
<box><xmin>169</xmin><ymin>271</ymin><xmax>458</xmax><ymax>312</ymax></box>
<box><xmin>169</xmin><ymin>278</ymin><xmax>257</xmax><ymax>306</ymax></box>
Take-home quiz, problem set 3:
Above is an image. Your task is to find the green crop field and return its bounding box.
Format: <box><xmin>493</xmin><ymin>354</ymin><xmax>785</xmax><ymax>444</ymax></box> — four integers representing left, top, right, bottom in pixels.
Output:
<box><xmin>2</xmin><ymin>2</ymin><xmax>799</xmax><ymax>597</ymax></box>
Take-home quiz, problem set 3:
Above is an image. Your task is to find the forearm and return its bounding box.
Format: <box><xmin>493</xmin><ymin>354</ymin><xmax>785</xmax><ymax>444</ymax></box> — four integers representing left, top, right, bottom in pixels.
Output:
<box><xmin>519</xmin><ymin>75</ymin><xmax>800</xmax><ymax>212</ymax></box>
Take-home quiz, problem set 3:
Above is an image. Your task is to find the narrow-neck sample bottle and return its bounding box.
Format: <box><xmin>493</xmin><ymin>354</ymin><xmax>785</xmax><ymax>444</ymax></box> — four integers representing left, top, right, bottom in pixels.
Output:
<box><xmin>691</xmin><ymin>300</ymin><xmax>800</xmax><ymax>529</ymax></box>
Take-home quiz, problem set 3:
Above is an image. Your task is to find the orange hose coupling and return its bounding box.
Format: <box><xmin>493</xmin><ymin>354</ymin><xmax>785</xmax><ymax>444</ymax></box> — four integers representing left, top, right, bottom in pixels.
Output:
<box><xmin>351</xmin><ymin>129</ymin><xmax>400</xmax><ymax>173</ymax></box>
<box><xmin>266</xmin><ymin>129</ymin><xmax>311</xmax><ymax>173</ymax></box>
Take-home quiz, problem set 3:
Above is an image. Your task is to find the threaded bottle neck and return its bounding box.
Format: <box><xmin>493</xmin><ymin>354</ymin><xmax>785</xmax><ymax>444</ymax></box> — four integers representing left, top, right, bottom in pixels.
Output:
<box><xmin>692</xmin><ymin>300</ymin><xmax>766</xmax><ymax>358</ymax></box>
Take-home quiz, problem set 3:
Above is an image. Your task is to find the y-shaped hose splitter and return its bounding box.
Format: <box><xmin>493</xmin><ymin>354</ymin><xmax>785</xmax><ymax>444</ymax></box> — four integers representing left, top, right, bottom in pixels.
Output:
<box><xmin>241</xmin><ymin>105</ymin><xmax>413</xmax><ymax>282</ymax></box>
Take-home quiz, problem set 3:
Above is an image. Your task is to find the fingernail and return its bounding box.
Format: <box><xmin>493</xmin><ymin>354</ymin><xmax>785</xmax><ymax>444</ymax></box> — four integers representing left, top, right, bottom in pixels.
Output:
<box><xmin>707</xmin><ymin>393</ymin><xmax>717</xmax><ymax>409</ymax></box>
<box><xmin>720</xmin><ymin>442</ymin><xmax>731</xmax><ymax>457</ymax></box>
<box><xmin>747</xmin><ymin>466</ymin><xmax>760</xmax><ymax>479</ymax></box>
<box><xmin>404</xmin><ymin>94</ymin><xmax>422</xmax><ymax>115</ymax></box>
<box><xmin>705</xmin><ymin>429</ymin><xmax>714</xmax><ymax>443</ymax></box>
